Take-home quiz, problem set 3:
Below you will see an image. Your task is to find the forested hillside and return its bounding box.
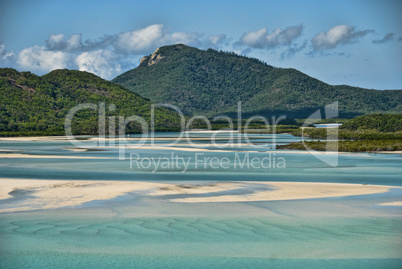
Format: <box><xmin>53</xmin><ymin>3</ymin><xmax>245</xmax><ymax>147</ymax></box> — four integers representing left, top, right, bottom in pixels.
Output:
<box><xmin>113</xmin><ymin>44</ymin><xmax>402</xmax><ymax>118</ymax></box>
<box><xmin>0</xmin><ymin>68</ymin><xmax>180</xmax><ymax>136</ymax></box>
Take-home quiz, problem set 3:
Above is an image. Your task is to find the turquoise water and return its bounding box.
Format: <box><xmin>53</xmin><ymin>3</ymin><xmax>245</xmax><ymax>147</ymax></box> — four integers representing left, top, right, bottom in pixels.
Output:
<box><xmin>1</xmin><ymin>200</ymin><xmax>402</xmax><ymax>268</ymax></box>
<box><xmin>2</xmin><ymin>255</ymin><xmax>401</xmax><ymax>269</ymax></box>
<box><xmin>1</xmin><ymin>203</ymin><xmax>401</xmax><ymax>268</ymax></box>
<box><xmin>0</xmin><ymin>133</ymin><xmax>401</xmax><ymax>185</ymax></box>
<box><xmin>0</xmin><ymin>133</ymin><xmax>401</xmax><ymax>268</ymax></box>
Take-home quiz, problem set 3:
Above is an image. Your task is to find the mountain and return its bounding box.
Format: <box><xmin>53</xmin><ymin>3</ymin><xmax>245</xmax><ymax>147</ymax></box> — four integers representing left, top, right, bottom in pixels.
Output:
<box><xmin>113</xmin><ymin>44</ymin><xmax>402</xmax><ymax>118</ymax></box>
<box><xmin>0</xmin><ymin>68</ymin><xmax>180</xmax><ymax>135</ymax></box>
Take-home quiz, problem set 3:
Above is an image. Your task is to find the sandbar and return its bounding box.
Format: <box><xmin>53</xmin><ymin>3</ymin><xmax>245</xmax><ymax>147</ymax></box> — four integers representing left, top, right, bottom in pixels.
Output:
<box><xmin>0</xmin><ymin>179</ymin><xmax>397</xmax><ymax>213</ymax></box>
<box><xmin>378</xmin><ymin>201</ymin><xmax>402</xmax><ymax>206</ymax></box>
<box><xmin>0</xmin><ymin>153</ymin><xmax>112</xmax><ymax>159</ymax></box>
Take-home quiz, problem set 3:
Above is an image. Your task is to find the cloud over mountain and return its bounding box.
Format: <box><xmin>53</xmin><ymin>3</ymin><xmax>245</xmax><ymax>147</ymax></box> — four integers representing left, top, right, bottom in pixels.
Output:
<box><xmin>113</xmin><ymin>24</ymin><xmax>165</xmax><ymax>54</ymax></box>
<box><xmin>75</xmin><ymin>50</ymin><xmax>122</xmax><ymax>80</ymax></box>
<box><xmin>239</xmin><ymin>25</ymin><xmax>303</xmax><ymax>49</ymax></box>
<box><xmin>46</xmin><ymin>34</ymin><xmax>84</xmax><ymax>51</ymax></box>
<box><xmin>2</xmin><ymin>22</ymin><xmax>397</xmax><ymax>82</ymax></box>
<box><xmin>311</xmin><ymin>25</ymin><xmax>373</xmax><ymax>51</ymax></box>
<box><xmin>0</xmin><ymin>42</ymin><xmax>16</xmax><ymax>67</ymax></box>
<box><xmin>17</xmin><ymin>46</ymin><xmax>70</xmax><ymax>73</ymax></box>
<box><xmin>9</xmin><ymin>24</ymin><xmax>230</xmax><ymax>79</ymax></box>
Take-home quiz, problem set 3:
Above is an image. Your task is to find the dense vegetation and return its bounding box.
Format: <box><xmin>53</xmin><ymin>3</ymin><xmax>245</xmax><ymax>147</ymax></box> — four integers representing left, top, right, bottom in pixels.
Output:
<box><xmin>277</xmin><ymin>140</ymin><xmax>401</xmax><ymax>152</ymax></box>
<box><xmin>277</xmin><ymin>114</ymin><xmax>402</xmax><ymax>152</ymax></box>
<box><xmin>113</xmin><ymin>44</ymin><xmax>402</xmax><ymax>118</ymax></box>
<box><xmin>0</xmin><ymin>68</ymin><xmax>181</xmax><ymax>136</ymax></box>
<box><xmin>290</xmin><ymin>114</ymin><xmax>402</xmax><ymax>140</ymax></box>
<box><xmin>290</xmin><ymin>128</ymin><xmax>402</xmax><ymax>141</ymax></box>
<box><xmin>340</xmin><ymin>114</ymin><xmax>402</xmax><ymax>132</ymax></box>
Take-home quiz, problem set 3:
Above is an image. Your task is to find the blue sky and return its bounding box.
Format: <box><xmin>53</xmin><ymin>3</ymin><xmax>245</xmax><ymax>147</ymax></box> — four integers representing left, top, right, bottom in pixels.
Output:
<box><xmin>1</xmin><ymin>0</ymin><xmax>401</xmax><ymax>89</ymax></box>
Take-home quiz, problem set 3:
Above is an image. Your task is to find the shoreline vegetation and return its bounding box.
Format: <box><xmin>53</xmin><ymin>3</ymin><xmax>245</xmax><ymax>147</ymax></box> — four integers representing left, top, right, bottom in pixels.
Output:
<box><xmin>276</xmin><ymin>140</ymin><xmax>402</xmax><ymax>152</ymax></box>
<box><xmin>1</xmin><ymin>114</ymin><xmax>401</xmax><ymax>153</ymax></box>
<box><xmin>276</xmin><ymin>114</ymin><xmax>402</xmax><ymax>152</ymax></box>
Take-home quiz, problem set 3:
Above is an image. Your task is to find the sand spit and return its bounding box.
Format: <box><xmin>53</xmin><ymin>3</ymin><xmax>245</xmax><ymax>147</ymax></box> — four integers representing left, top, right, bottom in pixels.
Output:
<box><xmin>378</xmin><ymin>201</ymin><xmax>402</xmax><ymax>206</ymax></box>
<box><xmin>0</xmin><ymin>179</ymin><xmax>396</xmax><ymax>212</ymax></box>
<box><xmin>0</xmin><ymin>153</ymin><xmax>112</xmax><ymax>159</ymax></box>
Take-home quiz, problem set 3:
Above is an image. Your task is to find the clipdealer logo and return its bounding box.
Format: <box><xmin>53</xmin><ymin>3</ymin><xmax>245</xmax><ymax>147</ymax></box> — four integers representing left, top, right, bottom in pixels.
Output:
<box><xmin>129</xmin><ymin>152</ymin><xmax>286</xmax><ymax>173</ymax></box>
<box><xmin>64</xmin><ymin>101</ymin><xmax>339</xmax><ymax>171</ymax></box>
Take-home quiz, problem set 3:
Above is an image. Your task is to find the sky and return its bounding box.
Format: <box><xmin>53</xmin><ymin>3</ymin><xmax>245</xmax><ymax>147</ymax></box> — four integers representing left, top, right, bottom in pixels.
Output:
<box><xmin>0</xmin><ymin>0</ymin><xmax>401</xmax><ymax>90</ymax></box>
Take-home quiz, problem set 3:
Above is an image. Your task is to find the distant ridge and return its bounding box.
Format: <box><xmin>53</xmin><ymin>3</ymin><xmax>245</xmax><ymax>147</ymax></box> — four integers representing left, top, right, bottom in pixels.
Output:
<box><xmin>113</xmin><ymin>44</ymin><xmax>402</xmax><ymax>118</ymax></box>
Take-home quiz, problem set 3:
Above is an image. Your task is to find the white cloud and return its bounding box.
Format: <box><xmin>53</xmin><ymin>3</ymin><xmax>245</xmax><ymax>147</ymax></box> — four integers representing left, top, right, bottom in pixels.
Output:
<box><xmin>0</xmin><ymin>42</ymin><xmax>16</xmax><ymax>67</ymax></box>
<box><xmin>67</xmin><ymin>34</ymin><xmax>84</xmax><ymax>50</ymax></box>
<box><xmin>7</xmin><ymin>24</ymin><xmax>226</xmax><ymax>79</ymax></box>
<box><xmin>239</xmin><ymin>25</ymin><xmax>303</xmax><ymax>49</ymax></box>
<box><xmin>13</xmin><ymin>24</ymin><xmax>221</xmax><ymax>79</ymax></box>
<box><xmin>312</xmin><ymin>25</ymin><xmax>372</xmax><ymax>51</ymax></box>
<box><xmin>113</xmin><ymin>24</ymin><xmax>211</xmax><ymax>53</ymax></box>
<box><xmin>168</xmin><ymin>32</ymin><xmax>201</xmax><ymax>46</ymax></box>
<box><xmin>46</xmin><ymin>33</ymin><xmax>84</xmax><ymax>51</ymax></box>
<box><xmin>240</xmin><ymin>28</ymin><xmax>267</xmax><ymax>48</ymax></box>
<box><xmin>46</xmin><ymin>34</ymin><xmax>64</xmax><ymax>49</ymax></box>
<box><xmin>114</xmin><ymin>24</ymin><xmax>164</xmax><ymax>54</ymax></box>
<box><xmin>75</xmin><ymin>50</ymin><xmax>122</xmax><ymax>79</ymax></box>
<box><xmin>45</xmin><ymin>25</ymin><xmax>208</xmax><ymax>55</ymax></box>
<box><xmin>208</xmin><ymin>34</ymin><xmax>226</xmax><ymax>45</ymax></box>
<box><xmin>17</xmin><ymin>46</ymin><xmax>69</xmax><ymax>72</ymax></box>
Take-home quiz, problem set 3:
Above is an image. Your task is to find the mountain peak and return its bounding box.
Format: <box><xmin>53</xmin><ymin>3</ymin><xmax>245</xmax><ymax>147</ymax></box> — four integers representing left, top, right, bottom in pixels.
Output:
<box><xmin>113</xmin><ymin>46</ymin><xmax>402</xmax><ymax>118</ymax></box>
<box><xmin>140</xmin><ymin>47</ymin><xmax>164</xmax><ymax>67</ymax></box>
<box><xmin>139</xmin><ymin>44</ymin><xmax>195</xmax><ymax>67</ymax></box>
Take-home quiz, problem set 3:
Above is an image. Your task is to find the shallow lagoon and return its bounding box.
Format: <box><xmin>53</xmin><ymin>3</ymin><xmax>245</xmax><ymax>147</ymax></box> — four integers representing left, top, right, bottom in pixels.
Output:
<box><xmin>0</xmin><ymin>133</ymin><xmax>401</xmax><ymax>268</ymax></box>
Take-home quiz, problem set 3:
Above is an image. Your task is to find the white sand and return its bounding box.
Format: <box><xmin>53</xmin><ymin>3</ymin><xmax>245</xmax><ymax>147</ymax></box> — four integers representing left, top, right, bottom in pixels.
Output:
<box><xmin>170</xmin><ymin>182</ymin><xmax>393</xmax><ymax>203</ymax></box>
<box><xmin>183</xmin><ymin>130</ymin><xmax>240</xmax><ymax>133</ymax></box>
<box><xmin>0</xmin><ymin>179</ymin><xmax>167</xmax><ymax>213</ymax></box>
<box><xmin>126</xmin><ymin>145</ymin><xmax>251</xmax><ymax>153</ymax></box>
<box><xmin>126</xmin><ymin>137</ymin><xmax>233</xmax><ymax>141</ymax></box>
<box><xmin>105</xmin><ymin>144</ymin><xmax>343</xmax><ymax>154</ymax></box>
<box><xmin>0</xmin><ymin>136</ymin><xmax>73</xmax><ymax>141</ymax></box>
<box><xmin>0</xmin><ymin>153</ymin><xmax>112</xmax><ymax>159</ymax></box>
<box><xmin>0</xmin><ymin>179</ymin><xmax>396</xmax><ymax>212</ymax></box>
<box><xmin>378</xmin><ymin>201</ymin><xmax>402</xmax><ymax>206</ymax></box>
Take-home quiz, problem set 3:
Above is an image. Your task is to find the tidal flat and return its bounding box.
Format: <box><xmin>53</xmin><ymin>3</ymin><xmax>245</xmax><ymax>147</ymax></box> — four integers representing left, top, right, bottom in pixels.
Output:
<box><xmin>0</xmin><ymin>133</ymin><xmax>401</xmax><ymax>268</ymax></box>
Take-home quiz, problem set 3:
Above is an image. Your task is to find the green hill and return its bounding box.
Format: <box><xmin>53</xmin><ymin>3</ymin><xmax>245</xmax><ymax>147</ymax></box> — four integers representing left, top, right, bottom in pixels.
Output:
<box><xmin>0</xmin><ymin>68</ymin><xmax>180</xmax><ymax>136</ymax></box>
<box><xmin>113</xmin><ymin>44</ymin><xmax>402</xmax><ymax>118</ymax></box>
<box><xmin>279</xmin><ymin>113</ymin><xmax>402</xmax><ymax>152</ymax></box>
